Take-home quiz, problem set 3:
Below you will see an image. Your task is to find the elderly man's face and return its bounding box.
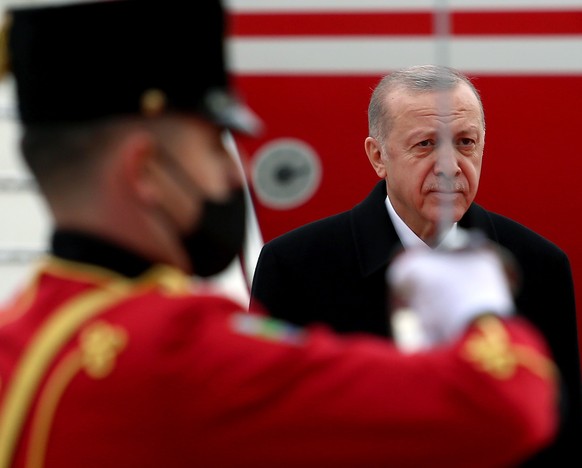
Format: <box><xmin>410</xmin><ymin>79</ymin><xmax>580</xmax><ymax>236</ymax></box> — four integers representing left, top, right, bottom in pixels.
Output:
<box><xmin>367</xmin><ymin>83</ymin><xmax>485</xmax><ymax>243</ymax></box>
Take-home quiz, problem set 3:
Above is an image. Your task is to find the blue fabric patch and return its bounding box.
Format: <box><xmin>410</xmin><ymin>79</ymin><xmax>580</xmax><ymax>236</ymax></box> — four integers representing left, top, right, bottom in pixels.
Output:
<box><xmin>230</xmin><ymin>313</ymin><xmax>305</xmax><ymax>345</ymax></box>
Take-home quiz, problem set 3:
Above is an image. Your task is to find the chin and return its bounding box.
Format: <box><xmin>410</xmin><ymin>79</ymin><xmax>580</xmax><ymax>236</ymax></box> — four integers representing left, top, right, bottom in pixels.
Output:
<box><xmin>424</xmin><ymin>204</ymin><xmax>466</xmax><ymax>225</ymax></box>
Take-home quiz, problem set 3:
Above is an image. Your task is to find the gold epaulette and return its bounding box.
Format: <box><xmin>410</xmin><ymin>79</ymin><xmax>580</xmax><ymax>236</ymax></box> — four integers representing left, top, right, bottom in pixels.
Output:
<box><xmin>461</xmin><ymin>315</ymin><xmax>557</xmax><ymax>381</ymax></box>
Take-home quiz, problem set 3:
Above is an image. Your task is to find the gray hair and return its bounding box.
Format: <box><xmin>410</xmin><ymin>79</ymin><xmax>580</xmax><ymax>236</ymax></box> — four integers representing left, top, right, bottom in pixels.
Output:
<box><xmin>368</xmin><ymin>65</ymin><xmax>485</xmax><ymax>141</ymax></box>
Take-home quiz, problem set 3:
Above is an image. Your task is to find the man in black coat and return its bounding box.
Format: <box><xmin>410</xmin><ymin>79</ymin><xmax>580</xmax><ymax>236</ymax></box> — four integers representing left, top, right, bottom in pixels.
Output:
<box><xmin>251</xmin><ymin>65</ymin><xmax>581</xmax><ymax>466</ymax></box>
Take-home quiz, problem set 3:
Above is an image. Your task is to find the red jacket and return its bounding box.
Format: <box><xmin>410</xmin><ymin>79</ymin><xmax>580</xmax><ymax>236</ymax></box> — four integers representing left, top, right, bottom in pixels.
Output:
<box><xmin>0</xmin><ymin>255</ymin><xmax>557</xmax><ymax>467</ymax></box>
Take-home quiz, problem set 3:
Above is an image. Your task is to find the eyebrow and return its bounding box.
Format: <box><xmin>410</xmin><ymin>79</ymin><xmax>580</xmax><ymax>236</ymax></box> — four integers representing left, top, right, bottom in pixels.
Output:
<box><xmin>404</xmin><ymin>128</ymin><xmax>437</xmax><ymax>143</ymax></box>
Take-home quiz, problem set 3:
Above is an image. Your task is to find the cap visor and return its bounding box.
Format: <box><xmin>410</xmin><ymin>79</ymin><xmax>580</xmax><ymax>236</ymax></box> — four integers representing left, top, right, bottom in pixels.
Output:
<box><xmin>209</xmin><ymin>99</ymin><xmax>263</xmax><ymax>136</ymax></box>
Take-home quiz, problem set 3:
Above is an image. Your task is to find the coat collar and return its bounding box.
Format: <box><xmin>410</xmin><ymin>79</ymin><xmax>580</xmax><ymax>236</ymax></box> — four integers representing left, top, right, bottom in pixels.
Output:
<box><xmin>350</xmin><ymin>181</ymin><xmax>402</xmax><ymax>277</ymax></box>
<box><xmin>459</xmin><ymin>203</ymin><xmax>499</xmax><ymax>243</ymax></box>
<box><xmin>349</xmin><ymin>181</ymin><xmax>498</xmax><ymax>277</ymax></box>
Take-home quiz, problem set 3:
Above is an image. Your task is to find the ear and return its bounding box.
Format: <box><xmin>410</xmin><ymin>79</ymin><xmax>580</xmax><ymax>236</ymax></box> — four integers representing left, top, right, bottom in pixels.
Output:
<box><xmin>120</xmin><ymin>130</ymin><xmax>193</xmax><ymax>229</ymax></box>
<box><xmin>119</xmin><ymin>130</ymin><xmax>161</xmax><ymax>205</ymax></box>
<box><xmin>365</xmin><ymin>137</ymin><xmax>387</xmax><ymax>179</ymax></box>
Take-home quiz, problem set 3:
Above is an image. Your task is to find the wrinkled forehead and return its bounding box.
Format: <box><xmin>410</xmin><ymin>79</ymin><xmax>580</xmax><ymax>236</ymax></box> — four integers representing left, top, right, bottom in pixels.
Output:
<box><xmin>385</xmin><ymin>83</ymin><xmax>485</xmax><ymax>130</ymax></box>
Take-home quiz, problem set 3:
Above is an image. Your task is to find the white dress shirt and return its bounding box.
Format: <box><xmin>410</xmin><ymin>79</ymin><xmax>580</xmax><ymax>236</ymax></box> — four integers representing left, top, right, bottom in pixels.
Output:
<box><xmin>384</xmin><ymin>195</ymin><xmax>458</xmax><ymax>250</ymax></box>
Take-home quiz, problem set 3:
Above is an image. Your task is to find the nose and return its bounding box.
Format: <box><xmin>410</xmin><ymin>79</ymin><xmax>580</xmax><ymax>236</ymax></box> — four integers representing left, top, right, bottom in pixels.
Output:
<box><xmin>433</xmin><ymin>143</ymin><xmax>461</xmax><ymax>179</ymax></box>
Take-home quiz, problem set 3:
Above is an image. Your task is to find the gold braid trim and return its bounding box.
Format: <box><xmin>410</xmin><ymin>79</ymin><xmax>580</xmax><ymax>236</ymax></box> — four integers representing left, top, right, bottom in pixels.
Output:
<box><xmin>25</xmin><ymin>322</ymin><xmax>127</xmax><ymax>468</ymax></box>
<box><xmin>0</xmin><ymin>258</ymin><xmax>192</xmax><ymax>468</ymax></box>
<box><xmin>0</xmin><ymin>285</ymin><xmax>132</xmax><ymax>468</ymax></box>
<box><xmin>461</xmin><ymin>315</ymin><xmax>557</xmax><ymax>381</ymax></box>
<box><xmin>25</xmin><ymin>350</ymin><xmax>83</xmax><ymax>468</ymax></box>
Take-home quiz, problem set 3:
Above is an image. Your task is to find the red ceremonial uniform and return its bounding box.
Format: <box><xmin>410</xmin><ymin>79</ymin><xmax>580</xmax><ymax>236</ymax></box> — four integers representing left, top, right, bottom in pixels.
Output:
<box><xmin>0</xmin><ymin>234</ymin><xmax>558</xmax><ymax>468</ymax></box>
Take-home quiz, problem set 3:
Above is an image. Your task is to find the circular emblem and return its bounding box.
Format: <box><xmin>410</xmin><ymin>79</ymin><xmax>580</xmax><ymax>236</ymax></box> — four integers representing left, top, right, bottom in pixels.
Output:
<box><xmin>252</xmin><ymin>138</ymin><xmax>321</xmax><ymax>209</ymax></box>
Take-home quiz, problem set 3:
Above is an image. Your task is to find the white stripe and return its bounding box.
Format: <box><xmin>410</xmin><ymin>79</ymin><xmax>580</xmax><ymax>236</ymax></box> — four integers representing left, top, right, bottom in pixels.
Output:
<box><xmin>226</xmin><ymin>0</ymin><xmax>582</xmax><ymax>13</ymax></box>
<box><xmin>228</xmin><ymin>37</ymin><xmax>582</xmax><ymax>75</ymax></box>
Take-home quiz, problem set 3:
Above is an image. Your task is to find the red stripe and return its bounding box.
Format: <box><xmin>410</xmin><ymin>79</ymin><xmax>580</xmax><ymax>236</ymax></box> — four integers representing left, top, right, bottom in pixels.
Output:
<box><xmin>230</xmin><ymin>11</ymin><xmax>582</xmax><ymax>37</ymax></box>
<box><xmin>229</xmin><ymin>13</ymin><xmax>432</xmax><ymax>37</ymax></box>
<box><xmin>452</xmin><ymin>11</ymin><xmax>582</xmax><ymax>35</ymax></box>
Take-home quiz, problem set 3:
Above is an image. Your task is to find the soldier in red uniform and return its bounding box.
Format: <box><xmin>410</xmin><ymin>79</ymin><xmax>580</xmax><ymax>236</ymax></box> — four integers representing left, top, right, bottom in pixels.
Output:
<box><xmin>0</xmin><ymin>1</ymin><xmax>559</xmax><ymax>467</ymax></box>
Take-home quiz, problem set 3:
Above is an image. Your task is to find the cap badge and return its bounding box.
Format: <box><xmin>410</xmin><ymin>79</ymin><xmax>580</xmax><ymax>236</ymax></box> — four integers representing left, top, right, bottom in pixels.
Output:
<box><xmin>141</xmin><ymin>88</ymin><xmax>167</xmax><ymax>117</ymax></box>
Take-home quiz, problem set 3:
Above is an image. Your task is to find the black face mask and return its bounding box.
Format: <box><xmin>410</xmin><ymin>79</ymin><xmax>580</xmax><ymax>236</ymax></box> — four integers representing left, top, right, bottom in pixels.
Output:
<box><xmin>182</xmin><ymin>188</ymin><xmax>246</xmax><ymax>277</ymax></box>
<box><xmin>156</xmin><ymin>145</ymin><xmax>247</xmax><ymax>277</ymax></box>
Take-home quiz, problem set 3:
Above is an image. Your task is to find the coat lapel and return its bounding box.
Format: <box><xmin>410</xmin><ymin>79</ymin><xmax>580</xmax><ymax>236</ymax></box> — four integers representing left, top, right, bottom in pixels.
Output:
<box><xmin>349</xmin><ymin>183</ymin><xmax>498</xmax><ymax>278</ymax></box>
<box><xmin>349</xmin><ymin>181</ymin><xmax>403</xmax><ymax>277</ymax></box>
<box><xmin>459</xmin><ymin>203</ymin><xmax>500</xmax><ymax>243</ymax></box>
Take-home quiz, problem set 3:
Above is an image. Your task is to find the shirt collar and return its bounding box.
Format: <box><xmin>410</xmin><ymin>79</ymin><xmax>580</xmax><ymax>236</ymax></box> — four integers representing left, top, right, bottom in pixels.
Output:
<box><xmin>384</xmin><ymin>195</ymin><xmax>457</xmax><ymax>250</ymax></box>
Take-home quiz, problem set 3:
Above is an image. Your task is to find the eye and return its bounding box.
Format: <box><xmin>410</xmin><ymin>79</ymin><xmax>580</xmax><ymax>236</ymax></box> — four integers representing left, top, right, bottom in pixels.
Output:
<box><xmin>417</xmin><ymin>139</ymin><xmax>434</xmax><ymax>148</ymax></box>
<box><xmin>456</xmin><ymin>137</ymin><xmax>475</xmax><ymax>147</ymax></box>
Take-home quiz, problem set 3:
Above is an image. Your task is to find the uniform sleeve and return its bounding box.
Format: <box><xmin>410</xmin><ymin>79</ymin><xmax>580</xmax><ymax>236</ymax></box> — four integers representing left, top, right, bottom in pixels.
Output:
<box><xmin>166</xmin><ymin>299</ymin><xmax>559</xmax><ymax>468</ymax></box>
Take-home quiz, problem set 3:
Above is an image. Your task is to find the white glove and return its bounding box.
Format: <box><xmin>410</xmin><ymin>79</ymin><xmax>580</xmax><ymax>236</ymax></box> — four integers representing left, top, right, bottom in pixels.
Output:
<box><xmin>387</xmin><ymin>245</ymin><xmax>515</xmax><ymax>351</ymax></box>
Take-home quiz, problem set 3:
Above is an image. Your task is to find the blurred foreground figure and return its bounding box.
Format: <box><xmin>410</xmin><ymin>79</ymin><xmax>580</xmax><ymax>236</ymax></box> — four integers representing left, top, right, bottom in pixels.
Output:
<box><xmin>0</xmin><ymin>1</ymin><xmax>559</xmax><ymax>467</ymax></box>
